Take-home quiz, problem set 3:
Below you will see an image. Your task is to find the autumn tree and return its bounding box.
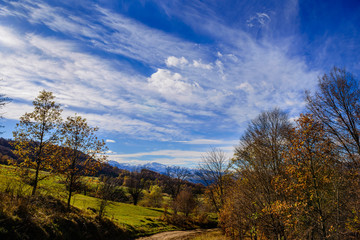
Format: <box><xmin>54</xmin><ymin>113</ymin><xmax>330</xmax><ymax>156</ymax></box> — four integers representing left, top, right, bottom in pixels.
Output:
<box><xmin>173</xmin><ymin>188</ymin><xmax>197</xmax><ymax>217</ymax></box>
<box><xmin>197</xmin><ymin>147</ymin><xmax>229</xmax><ymax>213</ymax></box>
<box><xmin>275</xmin><ymin>114</ymin><xmax>349</xmax><ymax>239</ymax></box>
<box><xmin>220</xmin><ymin>177</ymin><xmax>259</xmax><ymax>240</ymax></box>
<box><xmin>223</xmin><ymin>108</ymin><xmax>292</xmax><ymax>239</ymax></box>
<box><xmin>56</xmin><ymin>114</ymin><xmax>107</xmax><ymax>209</ymax></box>
<box><xmin>12</xmin><ymin>90</ymin><xmax>62</xmax><ymax>195</ymax></box>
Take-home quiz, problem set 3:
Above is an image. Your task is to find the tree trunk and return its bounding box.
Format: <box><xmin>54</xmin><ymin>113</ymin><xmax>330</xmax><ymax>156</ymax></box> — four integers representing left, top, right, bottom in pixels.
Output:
<box><xmin>67</xmin><ymin>174</ymin><xmax>74</xmax><ymax>210</ymax></box>
<box><xmin>32</xmin><ymin>161</ymin><xmax>41</xmax><ymax>195</ymax></box>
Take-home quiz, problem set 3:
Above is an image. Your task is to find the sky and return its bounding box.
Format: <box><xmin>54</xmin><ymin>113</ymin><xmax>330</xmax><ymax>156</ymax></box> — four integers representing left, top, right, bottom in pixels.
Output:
<box><xmin>1</xmin><ymin>0</ymin><xmax>360</xmax><ymax>168</ymax></box>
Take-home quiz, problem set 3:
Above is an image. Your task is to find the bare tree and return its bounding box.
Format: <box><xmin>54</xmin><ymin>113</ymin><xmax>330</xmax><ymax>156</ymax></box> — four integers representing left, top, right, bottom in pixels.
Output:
<box><xmin>165</xmin><ymin>166</ymin><xmax>191</xmax><ymax>198</ymax></box>
<box><xmin>306</xmin><ymin>67</ymin><xmax>360</xmax><ymax>163</ymax></box>
<box><xmin>197</xmin><ymin>147</ymin><xmax>229</xmax><ymax>213</ymax></box>
<box><xmin>306</xmin><ymin>67</ymin><xmax>360</xmax><ymax>236</ymax></box>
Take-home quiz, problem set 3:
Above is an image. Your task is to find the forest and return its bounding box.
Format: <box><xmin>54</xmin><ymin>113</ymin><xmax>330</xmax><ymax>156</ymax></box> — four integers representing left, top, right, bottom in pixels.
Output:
<box><xmin>1</xmin><ymin>67</ymin><xmax>360</xmax><ymax>240</ymax></box>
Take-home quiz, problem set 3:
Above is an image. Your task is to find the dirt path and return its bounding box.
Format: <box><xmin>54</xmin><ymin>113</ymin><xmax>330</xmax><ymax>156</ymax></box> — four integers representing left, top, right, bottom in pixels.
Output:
<box><xmin>136</xmin><ymin>228</ymin><xmax>219</xmax><ymax>240</ymax></box>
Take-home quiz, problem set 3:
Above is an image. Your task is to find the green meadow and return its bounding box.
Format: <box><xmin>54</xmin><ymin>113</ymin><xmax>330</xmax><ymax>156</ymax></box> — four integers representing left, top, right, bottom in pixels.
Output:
<box><xmin>0</xmin><ymin>164</ymin><xmax>179</xmax><ymax>237</ymax></box>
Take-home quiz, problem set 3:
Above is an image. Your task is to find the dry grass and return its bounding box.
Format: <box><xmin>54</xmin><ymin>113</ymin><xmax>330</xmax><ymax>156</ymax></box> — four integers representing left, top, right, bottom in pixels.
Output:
<box><xmin>189</xmin><ymin>229</ymin><xmax>227</xmax><ymax>240</ymax></box>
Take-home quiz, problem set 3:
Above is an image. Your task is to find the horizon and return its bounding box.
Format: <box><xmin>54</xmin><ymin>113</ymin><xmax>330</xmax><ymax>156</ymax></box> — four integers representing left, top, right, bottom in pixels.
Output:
<box><xmin>1</xmin><ymin>0</ymin><xmax>360</xmax><ymax>168</ymax></box>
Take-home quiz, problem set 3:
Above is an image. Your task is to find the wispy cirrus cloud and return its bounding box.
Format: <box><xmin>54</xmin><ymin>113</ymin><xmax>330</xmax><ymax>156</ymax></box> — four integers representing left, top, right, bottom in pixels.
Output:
<box><xmin>0</xmin><ymin>0</ymin><xmax>325</xmax><ymax>166</ymax></box>
<box><xmin>1</xmin><ymin>0</ymin><xmax>320</xmax><ymax>133</ymax></box>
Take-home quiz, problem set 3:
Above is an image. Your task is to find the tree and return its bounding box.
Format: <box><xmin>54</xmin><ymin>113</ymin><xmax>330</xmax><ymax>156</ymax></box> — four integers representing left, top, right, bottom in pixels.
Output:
<box><xmin>306</xmin><ymin>68</ymin><xmax>360</xmax><ymax>235</ymax></box>
<box><xmin>224</xmin><ymin>108</ymin><xmax>292</xmax><ymax>239</ymax></box>
<box><xmin>306</xmin><ymin>67</ymin><xmax>360</xmax><ymax>163</ymax></box>
<box><xmin>57</xmin><ymin>114</ymin><xmax>107</xmax><ymax>209</ymax></box>
<box><xmin>12</xmin><ymin>90</ymin><xmax>62</xmax><ymax>195</ymax></box>
<box><xmin>173</xmin><ymin>188</ymin><xmax>197</xmax><ymax>217</ymax></box>
<box><xmin>165</xmin><ymin>166</ymin><xmax>191</xmax><ymax>198</ymax></box>
<box><xmin>197</xmin><ymin>147</ymin><xmax>229</xmax><ymax>213</ymax></box>
<box><xmin>97</xmin><ymin>176</ymin><xmax>118</xmax><ymax>220</ymax></box>
<box><xmin>124</xmin><ymin>170</ymin><xmax>148</xmax><ymax>205</ymax></box>
<box><xmin>276</xmin><ymin>114</ymin><xmax>348</xmax><ymax>239</ymax></box>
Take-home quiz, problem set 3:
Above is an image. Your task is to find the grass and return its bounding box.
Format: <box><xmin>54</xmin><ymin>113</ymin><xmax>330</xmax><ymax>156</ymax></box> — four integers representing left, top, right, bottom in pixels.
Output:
<box><xmin>72</xmin><ymin>194</ymin><xmax>179</xmax><ymax>236</ymax></box>
<box><xmin>0</xmin><ymin>164</ymin><xmax>180</xmax><ymax>237</ymax></box>
<box><xmin>189</xmin><ymin>229</ymin><xmax>227</xmax><ymax>240</ymax></box>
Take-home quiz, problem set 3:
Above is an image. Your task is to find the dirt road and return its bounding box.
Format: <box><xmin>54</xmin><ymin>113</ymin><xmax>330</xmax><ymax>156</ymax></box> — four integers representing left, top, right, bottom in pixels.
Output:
<box><xmin>137</xmin><ymin>228</ymin><xmax>219</xmax><ymax>240</ymax></box>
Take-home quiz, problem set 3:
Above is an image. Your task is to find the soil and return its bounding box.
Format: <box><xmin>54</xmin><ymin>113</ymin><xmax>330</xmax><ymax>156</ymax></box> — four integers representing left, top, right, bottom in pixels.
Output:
<box><xmin>136</xmin><ymin>228</ymin><xmax>219</xmax><ymax>240</ymax></box>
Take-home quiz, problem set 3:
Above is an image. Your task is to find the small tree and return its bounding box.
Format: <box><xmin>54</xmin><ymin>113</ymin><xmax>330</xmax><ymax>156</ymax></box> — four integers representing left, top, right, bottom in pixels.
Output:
<box><xmin>97</xmin><ymin>176</ymin><xmax>118</xmax><ymax>220</ymax></box>
<box><xmin>173</xmin><ymin>188</ymin><xmax>197</xmax><ymax>217</ymax></box>
<box><xmin>125</xmin><ymin>170</ymin><xmax>148</xmax><ymax>205</ymax></box>
<box><xmin>57</xmin><ymin>114</ymin><xmax>107</xmax><ymax>209</ymax></box>
<box><xmin>197</xmin><ymin>147</ymin><xmax>229</xmax><ymax>213</ymax></box>
<box><xmin>12</xmin><ymin>90</ymin><xmax>62</xmax><ymax>195</ymax></box>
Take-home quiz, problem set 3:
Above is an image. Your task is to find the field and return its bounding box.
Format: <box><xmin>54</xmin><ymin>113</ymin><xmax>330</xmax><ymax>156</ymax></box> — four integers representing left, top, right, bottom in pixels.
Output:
<box><xmin>0</xmin><ymin>164</ymin><xmax>180</xmax><ymax>237</ymax></box>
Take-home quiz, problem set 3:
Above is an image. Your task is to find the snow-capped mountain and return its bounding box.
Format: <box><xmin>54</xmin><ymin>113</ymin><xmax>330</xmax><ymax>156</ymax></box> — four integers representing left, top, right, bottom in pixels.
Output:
<box><xmin>108</xmin><ymin>161</ymin><xmax>168</xmax><ymax>174</ymax></box>
<box><xmin>108</xmin><ymin>161</ymin><xmax>202</xmax><ymax>184</ymax></box>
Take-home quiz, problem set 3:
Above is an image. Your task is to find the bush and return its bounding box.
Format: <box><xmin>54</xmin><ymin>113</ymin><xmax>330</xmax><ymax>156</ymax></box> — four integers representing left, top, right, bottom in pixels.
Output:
<box><xmin>140</xmin><ymin>185</ymin><xmax>163</xmax><ymax>208</ymax></box>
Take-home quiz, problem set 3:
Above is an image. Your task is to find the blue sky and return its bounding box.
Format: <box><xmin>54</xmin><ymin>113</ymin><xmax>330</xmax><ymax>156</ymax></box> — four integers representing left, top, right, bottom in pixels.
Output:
<box><xmin>1</xmin><ymin>0</ymin><xmax>360</xmax><ymax>167</ymax></box>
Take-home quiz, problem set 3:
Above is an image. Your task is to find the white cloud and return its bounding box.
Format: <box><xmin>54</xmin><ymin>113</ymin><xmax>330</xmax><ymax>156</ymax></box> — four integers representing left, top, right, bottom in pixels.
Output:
<box><xmin>192</xmin><ymin>60</ymin><xmax>212</xmax><ymax>70</ymax></box>
<box><xmin>147</xmin><ymin>69</ymin><xmax>202</xmax><ymax>104</ymax></box>
<box><xmin>236</xmin><ymin>82</ymin><xmax>254</xmax><ymax>93</ymax></box>
<box><xmin>166</xmin><ymin>56</ymin><xmax>189</xmax><ymax>67</ymax></box>
<box><xmin>0</xmin><ymin>26</ymin><xmax>25</xmax><ymax>48</ymax></box>
<box><xmin>106</xmin><ymin>139</ymin><xmax>116</xmax><ymax>143</ymax></box>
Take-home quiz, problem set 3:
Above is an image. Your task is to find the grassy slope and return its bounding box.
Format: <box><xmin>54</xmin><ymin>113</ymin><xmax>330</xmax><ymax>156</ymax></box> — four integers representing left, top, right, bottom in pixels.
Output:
<box><xmin>0</xmin><ymin>164</ymin><xmax>180</xmax><ymax>238</ymax></box>
<box><xmin>72</xmin><ymin>194</ymin><xmax>178</xmax><ymax>236</ymax></box>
